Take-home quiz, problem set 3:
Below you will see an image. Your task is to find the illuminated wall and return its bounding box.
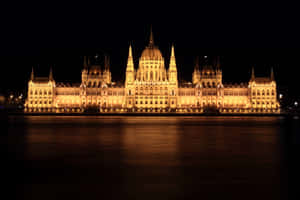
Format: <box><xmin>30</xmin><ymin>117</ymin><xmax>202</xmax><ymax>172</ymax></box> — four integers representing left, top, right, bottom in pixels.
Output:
<box><xmin>24</xmin><ymin>31</ymin><xmax>280</xmax><ymax>114</ymax></box>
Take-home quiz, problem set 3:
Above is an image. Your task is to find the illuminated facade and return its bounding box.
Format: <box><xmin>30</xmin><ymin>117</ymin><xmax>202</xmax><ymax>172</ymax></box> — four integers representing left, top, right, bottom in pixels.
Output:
<box><xmin>24</xmin><ymin>30</ymin><xmax>280</xmax><ymax>114</ymax></box>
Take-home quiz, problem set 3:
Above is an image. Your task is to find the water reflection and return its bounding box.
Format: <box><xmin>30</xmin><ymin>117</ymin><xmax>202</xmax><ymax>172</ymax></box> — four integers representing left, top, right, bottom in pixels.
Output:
<box><xmin>6</xmin><ymin>116</ymin><xmax>292</xmax><ymax>200</ymax></box>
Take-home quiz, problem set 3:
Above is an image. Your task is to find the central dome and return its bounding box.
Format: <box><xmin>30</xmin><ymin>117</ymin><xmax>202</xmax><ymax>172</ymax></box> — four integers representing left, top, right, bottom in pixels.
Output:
<box><xmin>140</xmin><ymin>27</ymin><xmax>163</xmax><ymax>59</ymax></box>
<box><xmin>141</xmin><ymin>46</ymin><xmax>163</xmax><ymax>59</ymax></box>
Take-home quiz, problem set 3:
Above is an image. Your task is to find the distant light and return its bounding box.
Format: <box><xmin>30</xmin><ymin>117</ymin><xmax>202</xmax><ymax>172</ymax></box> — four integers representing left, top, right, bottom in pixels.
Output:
<box><xmin>204</xmin><ymin>56</ymin><xmax>208</xmax><ymax>59</ymax></box>
<box><xmin>279</xmin><ymin>94</ymin><xmax>283</xmax><ymax>99</ymax></box>
<box><xmin>10</xmin><ymin>94</ymin><xmax>13</xmax><ymax>99</ymax></box>
<box><xmin>295</xmin><ymin>101</ymin><xmax>298</xmax><ymax>107</ymax></box>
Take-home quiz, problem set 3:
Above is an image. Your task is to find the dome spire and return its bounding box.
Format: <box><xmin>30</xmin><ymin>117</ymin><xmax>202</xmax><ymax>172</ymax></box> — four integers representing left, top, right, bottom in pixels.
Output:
<box><xmin>149</xmin><ymin>25</ymin><xmax>154</xmax><ymax>47</ymax></box>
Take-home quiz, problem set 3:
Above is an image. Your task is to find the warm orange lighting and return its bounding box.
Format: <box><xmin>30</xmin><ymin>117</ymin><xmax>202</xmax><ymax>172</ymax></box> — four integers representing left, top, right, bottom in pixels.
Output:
<box><xmin>24</xmin><ymin>30</ymin><xmax>280</xmax><ymax>114</ymax></box>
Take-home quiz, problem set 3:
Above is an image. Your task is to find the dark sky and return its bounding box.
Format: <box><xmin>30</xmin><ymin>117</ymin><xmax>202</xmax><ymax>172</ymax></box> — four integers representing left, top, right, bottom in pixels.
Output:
<box><xmin>1</xmin><ymin>2</ymin><xmax>299</xmax><ymax>98</ymax></box>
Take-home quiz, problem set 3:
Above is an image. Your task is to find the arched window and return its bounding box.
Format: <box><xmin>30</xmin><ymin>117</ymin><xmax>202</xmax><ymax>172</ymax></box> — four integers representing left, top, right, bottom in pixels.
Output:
<box><xmin>150</xmin><ymin>71</ymin><xmax>153</xmax><ymax>80</ymax></box>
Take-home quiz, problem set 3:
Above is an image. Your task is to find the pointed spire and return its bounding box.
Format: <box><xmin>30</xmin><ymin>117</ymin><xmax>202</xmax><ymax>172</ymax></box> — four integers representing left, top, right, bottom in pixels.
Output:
<box><xmin>171</xmin><ymin>44</ymin><xmax>175</xmax><ymax>57</ymax></box>
<box><xmin>149</xmin><ymin>25</ymin><xmax>154</xmax><ymax>47</ymax></box>
<box><xmin>104</xmin><ymin>55</ymin><xmax>110</xmax><ymax>70</ymax></box>
<box><xmin>216</xmin><ymin>56</ymin><xmax>221</xmax><ymax>69</ymax></box>
<box><xmin>126</xmin><ymin>44</ymin><xmax>134</xmax><ymax>71</ymax></box>
<box><xmin>169</xmin><ymin>44</ymin><xmax>177</xmax><ymax>71</ymax></box>
<box><xmin>30</xmin><ymin>66</ymin><xmax>34</xmax><ymax>80</ymax></box>
<box><xmin>195</xmin><ymin>56</ymin><xmax>200</xmax><ymax>71</ymax></box>
<box><xmin>87</xmin><ymin>56</ymin><xmax>91</xmax><ymax>65</ymax></box>
<box><xmin>129</xmin><ymin>44</ymin><xmax>132</xmax><ymax>57</ymax></box>
<box><xmin>251</xmin><ymin>67</ymin><xmax>255</xmax><ymax>80</ymax></box>
<box><xmin>83</xmin><ymin>56</ymin><xmax>87</xmax><ymax>68</ymax></box>
<box><xmin>49</xmin><ymin>66</ymin><xmax>53</xmax><ymax>81</ymax></box>
<box><xmin>271</xmin><ymin>67</ymin><xmax>274</xmax><ymax>80</ymax></box>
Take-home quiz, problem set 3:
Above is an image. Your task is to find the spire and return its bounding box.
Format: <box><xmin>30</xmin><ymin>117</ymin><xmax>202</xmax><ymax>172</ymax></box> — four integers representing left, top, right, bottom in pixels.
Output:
<box><xmin>216</xmin><ymin>56</ymin><xmax>221</xmax><ymax>69</ymax></box>
<box><xmin>30</xmin><ymin>67</ymin><xmax>34</xmax><ymax>80</ymax></box>
<box><xmin>104</xmin><ymin>55</ymin><xmax>110</xmax><ymax>71</ymax></box>
<box><xmin>169</xmin><ymin>44</ymin><xmax>177</xmax><ymax>71</ymax></box>
<box><xmin>129</xmin><ymin>44</ymin><xmax>132</xmax><ymax>57</ymax></box>
<box><xmin>251</xmin><ymin>67</ymin><xmax>255</xmax><ymax>80</ymax></box>
<box><xmin>87</xmin><ymin>56</ymin><xmax>91</xmax><ymax>66</ymax></box>
<box><xmin>149</xmin><ymin>25</ymin><xmax>154</xmax><ymax>47</ymax></box>
<box><xmin>271</xmin><ymin>67</ymin><xmax>274</xmax><ymax>80</ymax></box>
<box><xmin>126</xmin><ymin>44</ymin><xmax>134</xmax><ymax>71</ymax></box>
<box><xmin>171</xmin><ymin>44</ymin><xmax>175</xmax><ymax>57</ymax></box>
<box><xmin>49</xmin><ymin>66</ymin><xmax>53</xmax><ymax>81</ymax></box>
<box><xmin>195</xmin><ymin>56</ymin><xmax>200</xmax><ymax>71</ymax></box>
<box><xmin>83</xmin><ymin>56</ymin><xmax>87</xmax><ymax>68</ymax></box>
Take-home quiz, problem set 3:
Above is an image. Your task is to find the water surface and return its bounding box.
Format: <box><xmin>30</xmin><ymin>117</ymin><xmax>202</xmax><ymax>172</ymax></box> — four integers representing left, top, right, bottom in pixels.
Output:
<box><xmin>5</xmin><ymin>116</ymin><xmax>300</xmax><ymax>200</ymax></box>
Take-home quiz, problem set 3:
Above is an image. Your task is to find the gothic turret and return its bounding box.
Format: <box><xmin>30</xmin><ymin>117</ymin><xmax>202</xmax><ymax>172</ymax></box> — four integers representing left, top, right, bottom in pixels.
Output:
<box><xmin>168</xmin><ymin>45</ymin><xmax>178</xmax><ymax>84</ymax></box>
<box><xmin>271</xmin><ymin>67</ymin><xmax>274</xmax><ymax>81</ymax></box>
<box><xmin>126</xmin><ymin>44</ymin><xmax>135</xmax><ymax>85</ymax></box>
<box><xmin>192</xmin><ymin>56</ymin><xmax>201</xmax><ymax>84</ymax></box>
<box><xmin>103</xmin><ymin>55</ymin><xmax>112</xmax><ymax>84</ymax></box>
<box><xmin>251</xmin><ymin>67</ymin><xmax>255</xmax><ymax>81</ymax></box>
<box><xmin>30</xmin><ymin>67</ymin><xmax>34</xmax><ymax>81</ymax></box>
<box><xmin>49</xmin><ymin>66</ymin><xmax>53</xmax><ymax>81</ymax></box>
<box><xmin>83</xmin><ymin>56</ymin><xmax>88</xmax><ymax>68</ymax></box>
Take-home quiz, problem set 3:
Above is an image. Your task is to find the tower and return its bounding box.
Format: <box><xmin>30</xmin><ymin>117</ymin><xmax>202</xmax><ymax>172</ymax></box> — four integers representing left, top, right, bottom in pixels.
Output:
<box><xmin>270</xmin><ymin>67</ymin><xmax>274</xmax><ymax>81</ymax></box>
<box><xmin>103</xmin><ymin>55</ymin><xmax>112</xmax><ymax>84</ymax></box>
<box><xmin>251</xmin><ymin>67</ymin><xmax>255</xmax><ymax>81</ymax></box>
<box><xmin>30</xmin><ymin>67</ymin><xmax>34</xmax><ymax>81</ymax></box>
<box><xmin>168</xmin><ymin>44</ymin><xmax>178</xmax><ymax>84</ymax></box>
<box><xmin>192</xmin><ymin>56</ymin><xmax>200</xmax><ymax>84</ymax></box>
<box><xmin>49</xmin><ymin>66</ymin><xmax>54</xmax><ymax>81</ymax></box>
<box><xmin>81</xmin><ymin>56</ymin><xmax>88</xmax><ymax>84</ymax></box>
<box><xmin>125</xmin><ymin>44</ymin><xmax>135</xmax><ymax>85</ymax></box>
<box><xmin>215</xmin><ymin>56</ymin><xmax>222</xmax><ymax>84</ymax></box>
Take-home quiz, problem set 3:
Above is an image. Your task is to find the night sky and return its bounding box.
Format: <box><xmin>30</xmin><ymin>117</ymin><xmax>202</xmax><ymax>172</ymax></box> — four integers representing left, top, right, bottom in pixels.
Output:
<box><xmin>1</xmin><ymin>2</ymin><xmax>299</xmax><ymax>98</ymax></box>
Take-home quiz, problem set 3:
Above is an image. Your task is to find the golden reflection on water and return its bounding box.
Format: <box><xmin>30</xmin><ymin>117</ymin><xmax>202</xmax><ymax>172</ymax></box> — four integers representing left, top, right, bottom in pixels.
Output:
<box><xmin>14</xmin><ymin>116</ymin><xmax>288</xmax><ymax>199</ymax></box>
<box><xmin>121</xmin><ymin>117</ymin><xmax>180</xmax><ymax>166</ymax></box>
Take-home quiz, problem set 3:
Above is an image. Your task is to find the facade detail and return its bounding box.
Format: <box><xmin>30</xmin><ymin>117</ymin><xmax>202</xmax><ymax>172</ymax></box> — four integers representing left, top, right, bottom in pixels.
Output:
<box><xmin>24</xmin><ymin>30</ymin><xmax>280</xmax><ymax>114</ymax></box>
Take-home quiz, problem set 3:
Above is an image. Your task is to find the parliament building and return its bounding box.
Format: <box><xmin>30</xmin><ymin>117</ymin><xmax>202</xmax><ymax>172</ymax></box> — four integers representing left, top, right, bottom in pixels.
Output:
<box><xmin>24</xmin><ymin>30</ymin><xmax>280</xmax><ymax>114</ymax></box>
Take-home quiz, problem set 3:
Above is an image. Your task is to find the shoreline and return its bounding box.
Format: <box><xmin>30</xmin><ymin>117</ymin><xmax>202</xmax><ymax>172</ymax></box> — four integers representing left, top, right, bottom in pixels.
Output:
<box><xmin>2</xmin><ymin>111</ymin><xmax>291</xmax><ymax>117</ymax></box>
